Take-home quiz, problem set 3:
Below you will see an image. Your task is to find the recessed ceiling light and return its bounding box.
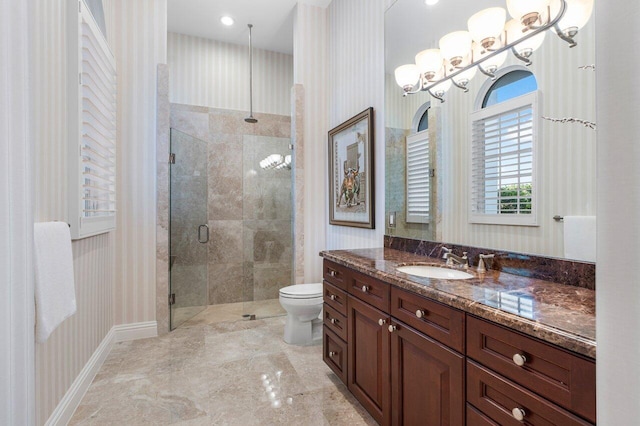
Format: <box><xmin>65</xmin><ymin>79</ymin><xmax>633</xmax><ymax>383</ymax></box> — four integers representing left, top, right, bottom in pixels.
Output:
<box><xmin>425</xmin><ymin>0</ymin><xmax>439</xmax><ymax>5</ymax></box>
<box><xmin>220</xmin><ymin>16</ymin><xmax>234</xmax><ymax>26</ymax></box>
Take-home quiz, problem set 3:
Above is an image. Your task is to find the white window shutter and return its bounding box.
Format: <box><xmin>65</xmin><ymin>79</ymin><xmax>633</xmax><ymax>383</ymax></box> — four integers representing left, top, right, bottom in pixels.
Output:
<box><xmin>406</xmin><ymin>131</ymin><xmax>430</xmax><ymax>223</ymax></box>
<box><xmin>469</xmin><ymin>92</ymin><xmax>539</xmax><ymax>226</ymax></box>
<box><xmin>68</xmin><ymin>0</ymin><xmax>117</xmax><ymax>239</ymax></box>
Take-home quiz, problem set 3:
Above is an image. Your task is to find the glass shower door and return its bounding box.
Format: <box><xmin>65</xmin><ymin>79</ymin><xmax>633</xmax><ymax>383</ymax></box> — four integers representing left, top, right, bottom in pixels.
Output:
<box><xmin>169</xmin><ymin>128</ymin><xmax>209</xmax><ymax>329</ymax></box>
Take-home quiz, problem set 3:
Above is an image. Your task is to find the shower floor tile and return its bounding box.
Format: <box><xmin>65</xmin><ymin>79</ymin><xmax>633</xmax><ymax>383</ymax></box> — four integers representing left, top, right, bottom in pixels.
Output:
<box><xmin>69</xmin><ymin>314</ymin><xmax>374</xmax><ymax>425</ymax></box>
<box><xmin>176</xmin><ymin>299</ymin><xmax>286</xmax><ymax>328</ymax></box>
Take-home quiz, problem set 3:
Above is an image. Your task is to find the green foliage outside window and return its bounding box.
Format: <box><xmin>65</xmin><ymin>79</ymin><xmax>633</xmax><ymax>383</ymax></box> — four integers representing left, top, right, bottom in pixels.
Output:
<box><xmin>499</xmin><ymin>183</ymin><xmax>532</xmax><ymax>214</ymax></box>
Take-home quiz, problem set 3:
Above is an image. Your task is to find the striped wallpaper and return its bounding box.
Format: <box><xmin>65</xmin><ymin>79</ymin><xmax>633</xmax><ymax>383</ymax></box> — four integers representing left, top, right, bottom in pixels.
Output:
<box><xmin>1</xmin><ymin>0</ymin><xmax>35</xmax><ymax>424</ymax></box>
<box><xmin>168</xmin><ymin>32</ymin><xmax>293</xmax><ymax>116</ymax></box>
<box><xmin>31</xmin><ymin>0</ymin><xmax>167</xmax><ymax>423</ymax></box>
<box><xmin>112</xmin><ymin>0</ymin><xmax>167</xmax><ymax>325</ymax></box>
<box><xmin>31</xmin><ymin>0</ymin><xmax>116</xmax><ymax>424</ymax></box>
<box><xmin>293</xmin><ymin>3</ymin><xmax>328</xmax><ymax>282</ymax></box>
<box><xmin>326</xmin><ymin>0</ymin><xmax>387</xmax><ymax>251</ymax></box>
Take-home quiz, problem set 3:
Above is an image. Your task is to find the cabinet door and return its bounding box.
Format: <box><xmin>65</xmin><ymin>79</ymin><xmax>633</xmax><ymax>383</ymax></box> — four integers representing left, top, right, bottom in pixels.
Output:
<box><xmin>391</xmin><ymin>321</ymin><xmax>464</xmax><ymax>426</ymax></box>
<box><xmin>348</xmin><ymin>295</ymin><xmax>391</xmax><ymax>426</ymax></box>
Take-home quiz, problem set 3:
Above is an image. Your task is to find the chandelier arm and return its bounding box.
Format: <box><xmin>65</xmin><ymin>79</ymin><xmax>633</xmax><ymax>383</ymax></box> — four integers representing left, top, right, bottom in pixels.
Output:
<box><xmin>478</xmin><ymin>64</ymin><xmax>496</xmax><ymax>80</ymax></box>
<box><xmin>553</xmin><ymin>23</ymin><xmax>578</xmax><ymax>48</ymax></box>
<box><xmin>511</xmin><ymin>47</ymin><xmax>532</xmax><ymax>66</ymax></box>
<box><xmin>451</xmin><ymin>79</ymin><xmax>469</xmax><ymax>92</ymax></box>
<box><xmin>427</xmin><ymin>89</ymin><xmax>445</xmax><ymax>103</ymax></box>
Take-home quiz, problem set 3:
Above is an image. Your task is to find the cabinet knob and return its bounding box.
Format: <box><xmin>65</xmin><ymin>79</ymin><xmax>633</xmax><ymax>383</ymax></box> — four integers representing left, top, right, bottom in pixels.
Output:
<box><xmin>329</xmin><ymin>294</ymin><xmax>337</xmax><ymax>301</ymax></box>
<box><xmin>388</xmin><ymin>324</ymin><xmax>397</xmax><ymax>333</ymax></box>
<box><xmin>329</xmin><ymin>351</ymin><xmax>337</xmax><ymax>358</ymax></box>
<box><xmin>330</xmin><ymin>318</ymin><xmax>337</xmax><ymax>324</ymax></box>
<box><xmin>512</xmin><ymin>353</ymin><xmax>527</xmax><ymax>367</ymax></box>
<box><xmin>511</xmin><ymin>407</ymin><xmax>526</xmax><ymax>421</ymax></box>
<box><xmin>361</xmin><ymin>285</ymin><xmax>369</xmax><ymax>293</ymax></box>
<box><xmin>415</xmin><ymin>309</ymin><xmax>425</xmax><ymax>319</ymax></box>
<box><xmin>329</xmin><ymin>270</ymin><xmax>337</xmax><ymax>277</ymax></box>
<box><xmin>378</xmin><ymin>319</ymin><xmax>387</xmax><ymax>326</ymax></box>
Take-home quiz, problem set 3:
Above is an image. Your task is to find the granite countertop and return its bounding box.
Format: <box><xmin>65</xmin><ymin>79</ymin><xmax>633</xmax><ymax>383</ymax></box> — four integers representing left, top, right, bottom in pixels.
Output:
<box><xmin>320</xmin><ymin>247</ymin><xmax>596</xmax><ymax>360</ymax></box>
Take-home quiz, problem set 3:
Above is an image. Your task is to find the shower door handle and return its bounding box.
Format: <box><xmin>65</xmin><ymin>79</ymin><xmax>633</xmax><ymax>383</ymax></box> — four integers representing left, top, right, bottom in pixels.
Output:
<box><xmin>198</xmin><ymin>224</ymin><xmax>209</xmax><ymax>244</ymax></box>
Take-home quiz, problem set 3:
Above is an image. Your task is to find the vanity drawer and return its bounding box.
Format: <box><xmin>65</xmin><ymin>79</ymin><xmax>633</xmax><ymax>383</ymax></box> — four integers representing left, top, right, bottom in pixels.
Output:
<box><xmin>467</xmin><ymin>404</ymin><xmax>500</xmax><ymax>425</ymax></box>
<box><xmin>323</xmin><ymin>260</ymin><xmax>348</xmax><ymax>290</ymax></box>
<box><xmin>390</xmin><ymin>286</ymin><xmax>464</xmax><ymax>353</ymax></box>
<box><xmin>347</xmin><ymin>270</ymin><xmax>389</xmax><ymax>312</ymax></box>
<box><xmin>467</xmin><ymin>316</ymin><xmax>596</xmax><ymax>423</ymax></box>
<box><xmin>323</xmin><ymin>282</ymin><xmax>347</xmax><ymax>316</ymax></box>
<box><xmin>323</xmin><ymin>326</ymin><xmax>347</xmax><ymax>384</ymax></box>
<box><xmin>467</xmin><ymin>361</ymin><xmax>592</xmax><ymax>426</ymax></box>
<box><xmin>323</xmin><ymin>303</ymin><xmax>347</xmax><ymax>341</ymax></box>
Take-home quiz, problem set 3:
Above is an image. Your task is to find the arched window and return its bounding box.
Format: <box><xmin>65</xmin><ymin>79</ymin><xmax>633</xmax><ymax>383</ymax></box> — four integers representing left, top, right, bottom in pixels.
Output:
<box><xmin>470</xmin><ymin>67</ymin><xmax>539</xmax><ymax>226</ymax></box>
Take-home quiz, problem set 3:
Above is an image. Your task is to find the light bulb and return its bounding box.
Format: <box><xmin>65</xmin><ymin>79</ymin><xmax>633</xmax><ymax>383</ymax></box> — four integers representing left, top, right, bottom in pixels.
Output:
<box><xmin>394</xmin><ymin>64</ymin><xmax>420</xmax><ymax>92</ymax></box>
<box><xmin>468</xmin><ymin>8</ymin><xmax>506</xmax><ymax>50</ymax></box>
<box><xmin>220</xmin><ymin>16</ymin><xmax>234</xmax><ymax>26</ymax></box>
<box><xmin>415</xmin><ymin>49</ymin><xmax>443</xmax><ymax>81</ymax></box>
<box><xmin>439</xmin><ymin>31</ymin><xmax>472</xmax><ymax>70</ymax></box>
<box><xmin>507</xmin><ymin>0</ymin><xmax>551</xmax><ymax>27</ymax></box>
<box><xmin>549</xmin><ymin>0</ymin><xmax>594</xmax><ymax>37</ymax></box>
<box><xmin>505</xmin><ymin>18</ymin><xmax>546</xmax><ymax>58</ymax></box>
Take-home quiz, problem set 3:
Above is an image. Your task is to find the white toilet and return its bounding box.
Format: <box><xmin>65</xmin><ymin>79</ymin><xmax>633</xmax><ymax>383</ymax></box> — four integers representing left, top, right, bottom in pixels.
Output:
<box><xmin>278</xmin><ymin>283</ymin><xmax>323</xmax><ymax>345</ymax></box>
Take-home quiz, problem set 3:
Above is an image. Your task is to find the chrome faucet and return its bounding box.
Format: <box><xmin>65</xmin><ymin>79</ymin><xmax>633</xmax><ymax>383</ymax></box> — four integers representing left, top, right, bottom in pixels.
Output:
<box><xmin>477</xmin><ymin>253</ymin><xmax>495</xmax><ymax>273</ymax></box>
<box><xmin>442</xmin><ymin>247</ymin><xmax>469</xmax><ymax>269</ymax></box>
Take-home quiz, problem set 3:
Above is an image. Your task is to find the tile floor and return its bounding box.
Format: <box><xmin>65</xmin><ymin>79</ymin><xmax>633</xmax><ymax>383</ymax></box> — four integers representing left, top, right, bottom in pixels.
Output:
<box><xmin>69</xmin><ymin>305</ymin><xmax>375</xmax><ymax>425</ymax></box>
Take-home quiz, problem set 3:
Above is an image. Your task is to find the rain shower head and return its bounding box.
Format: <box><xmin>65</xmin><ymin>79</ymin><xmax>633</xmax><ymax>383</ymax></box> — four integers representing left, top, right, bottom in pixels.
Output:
<box><xmin>245</xmin><ymin>24</ymin><xmax>257</xmax><ymax>124</ymax></box>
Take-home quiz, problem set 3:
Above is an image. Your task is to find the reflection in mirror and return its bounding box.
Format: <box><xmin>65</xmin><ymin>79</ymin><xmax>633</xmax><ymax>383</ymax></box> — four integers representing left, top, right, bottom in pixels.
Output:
<box><xmin>385</xmin><ymin>0</ymin><xmax>596</xmax><ymax>260</ymax></box>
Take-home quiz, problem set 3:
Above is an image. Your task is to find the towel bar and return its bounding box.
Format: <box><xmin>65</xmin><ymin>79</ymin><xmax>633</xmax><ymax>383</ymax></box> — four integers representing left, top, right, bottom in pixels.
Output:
<box><xmin>553</xmin><ymin>215</ymin><xmax>564</xmax><ymax>222</ymax></box>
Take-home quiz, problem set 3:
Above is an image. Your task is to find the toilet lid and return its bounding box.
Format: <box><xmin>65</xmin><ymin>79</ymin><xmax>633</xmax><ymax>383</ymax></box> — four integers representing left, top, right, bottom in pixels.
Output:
<box><xmin>279</xmin><ymin>283</ymin><xmax>323</xmax><ymax>299</ymax></box>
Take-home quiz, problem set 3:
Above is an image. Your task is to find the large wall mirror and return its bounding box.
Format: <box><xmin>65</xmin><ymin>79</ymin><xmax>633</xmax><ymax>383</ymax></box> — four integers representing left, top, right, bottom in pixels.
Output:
<box><xmin>384</xmin><ymin>0</ymin><xmax>596</xmax><ymax>260</ymax></box>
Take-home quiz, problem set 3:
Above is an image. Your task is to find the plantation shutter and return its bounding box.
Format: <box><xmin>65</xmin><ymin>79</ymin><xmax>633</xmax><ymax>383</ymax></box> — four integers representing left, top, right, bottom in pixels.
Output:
<box><xmin>406</xmin><ymin>131</ymin><xmax>430</xmax><ymax>223</ymax></box>
<box><xmin>470</xmin><ymin>92</ymin><xmax>538</xmax><ymax>226</ymax></box>
<box><xmin>69</xmin><ymin>0</ymin><xmax>117</xmax><ymax>239</ymax></box>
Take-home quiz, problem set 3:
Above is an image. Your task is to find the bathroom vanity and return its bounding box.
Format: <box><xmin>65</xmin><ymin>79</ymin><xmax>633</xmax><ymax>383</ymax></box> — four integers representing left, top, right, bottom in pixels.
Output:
<box><xmin>320</xmin><ymin>248</ymin><xmax>595</xmax><ymax>426</ymax></box>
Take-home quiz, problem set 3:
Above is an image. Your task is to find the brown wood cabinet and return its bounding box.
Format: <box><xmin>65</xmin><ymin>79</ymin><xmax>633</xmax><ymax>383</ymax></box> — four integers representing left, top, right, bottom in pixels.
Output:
<box><xmin>390</xmin><ymin>319</ymin><xmax>464</xmax><ymax>425</ymax></box>
<box><xmin>321</xmin><ymin>259</ymin><xmax>596</xmax><ymax>425</ymax></box>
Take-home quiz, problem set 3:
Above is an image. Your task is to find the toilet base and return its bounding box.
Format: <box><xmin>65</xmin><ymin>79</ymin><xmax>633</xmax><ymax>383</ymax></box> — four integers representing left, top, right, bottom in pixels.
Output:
<box><xmin>284</xmin><ymin>315</ymin><xmax>322</xmax><ymax>346</ymax></box>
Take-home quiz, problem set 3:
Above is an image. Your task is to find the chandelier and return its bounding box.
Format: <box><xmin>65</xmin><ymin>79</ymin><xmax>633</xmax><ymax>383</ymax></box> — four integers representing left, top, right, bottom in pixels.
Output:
<box><xmin>394</xmin><ymin>0</ymin><xmax>594</xmax><ymax>102</ymax></box>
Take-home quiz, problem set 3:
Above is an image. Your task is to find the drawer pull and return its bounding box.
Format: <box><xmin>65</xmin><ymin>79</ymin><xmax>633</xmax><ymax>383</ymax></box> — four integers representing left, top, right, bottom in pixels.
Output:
<box><xmin>361</xmin><ymin>285</ymin><xmax>369</xmax><ymax>293</ymax></box>
<box><xmin>329</xmin><ymin>351</ymin><xmax>337</xmax><ymax>358</ymax></box>
<box><xmin>329</xmin><ymin>270</ymin><xmax>337</xmax><ymax>277</ymax></box>
<box><xmin>512</xmin><ymin>353</ymin><xmax>527</xmax><ymax>367</ymax></box>
<box><xmin>511</xmin><ymin>407</ymin><xmax>526</xmax><ymax>421</ymax></box>
<box><xmin>330</xmin><ymin>318</ymin><xmax>337</xmax><ymax>324</ymax></box>
<box><xmin>378</xmin><ymin>318</ymin><xmax>387</xmax><ymax>326</ymax></box>
<box><xmin>415</xmin><ymin>309</ymin><xmax>425</xmax><ymax>319</ymax></box>
<box><xmin>329</xmin><ymin>294</ymin><xmax>337</xmax><ymax>301</ymax></box>
<box><xmin>388</xmin><ymin>324</ymin><xmax>397</xmax><ymax>333</ymax></box>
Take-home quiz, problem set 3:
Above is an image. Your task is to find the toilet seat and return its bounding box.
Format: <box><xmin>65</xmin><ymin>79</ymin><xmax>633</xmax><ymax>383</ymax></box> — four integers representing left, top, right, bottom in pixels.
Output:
<box><xmin>279</xmin><ymin>283</ymin><xmax>322</xmax><ymax>299</ymax></box>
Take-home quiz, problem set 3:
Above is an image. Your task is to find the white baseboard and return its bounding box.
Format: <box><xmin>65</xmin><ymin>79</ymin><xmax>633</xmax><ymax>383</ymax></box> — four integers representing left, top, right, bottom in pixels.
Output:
<box><xmin>113</xmin><ymin>321</ymin><xmax>158</xmax><ymax>342</ymax></box>
<box><xmin>45</xmin><ymin>321</ymin><xmax>158</xmax><ymax>426</ymax></box>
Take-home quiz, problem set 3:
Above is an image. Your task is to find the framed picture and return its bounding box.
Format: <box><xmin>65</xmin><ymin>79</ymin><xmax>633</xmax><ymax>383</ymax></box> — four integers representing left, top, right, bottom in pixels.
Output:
<box><xmin>328</xmin><ymin>107</ymin><xmax>375</xmax><ymax>228</ymax></box>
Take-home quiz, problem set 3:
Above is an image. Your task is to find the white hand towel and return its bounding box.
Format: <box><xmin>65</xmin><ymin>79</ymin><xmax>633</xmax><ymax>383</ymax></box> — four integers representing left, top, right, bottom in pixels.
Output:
<box><xmin>563</xmin><ymin>216</ymin><xmax>596</xmax><ymax>262</ymax></box>
<box><xmin>34</xmin><ymin>222</ymin><xmax>76</xmax><ymax>343</ymax></box>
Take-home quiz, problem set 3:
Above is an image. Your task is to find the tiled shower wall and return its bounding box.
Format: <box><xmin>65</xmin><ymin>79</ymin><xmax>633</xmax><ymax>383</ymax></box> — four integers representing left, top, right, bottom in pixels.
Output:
<box><xmin>170</xmin><ymin>104</ymin><xmax>292</xmax><ymax>307</ymax></box>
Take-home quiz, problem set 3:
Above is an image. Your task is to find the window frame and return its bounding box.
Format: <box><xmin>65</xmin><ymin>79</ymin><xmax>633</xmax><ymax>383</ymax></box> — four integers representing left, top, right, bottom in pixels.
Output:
<box><xmin>469</xmin><ymin>70</ymin><xmax>541</xmax><ymax>227</ymax></box>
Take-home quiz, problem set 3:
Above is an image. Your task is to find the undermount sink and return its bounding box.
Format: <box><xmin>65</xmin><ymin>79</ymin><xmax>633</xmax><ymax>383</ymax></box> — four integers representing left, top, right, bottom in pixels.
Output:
<box><xmin>396</xmin><ymin>265</ymin><xmax>474</xmax><ymax>280</ymax></box>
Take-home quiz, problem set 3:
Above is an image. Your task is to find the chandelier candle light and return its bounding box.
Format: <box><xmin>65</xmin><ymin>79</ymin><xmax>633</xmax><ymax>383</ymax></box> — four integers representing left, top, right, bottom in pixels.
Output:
<box><xmin>394</xmin><ymin>0</ymin><xmax>594</xmax><ymax>102</ymax></box>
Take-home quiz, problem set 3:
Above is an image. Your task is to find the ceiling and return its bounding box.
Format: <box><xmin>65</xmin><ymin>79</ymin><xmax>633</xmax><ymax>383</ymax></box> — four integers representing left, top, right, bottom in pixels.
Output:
<box><xmin>385</xmin><ymin>0</ymin><xmax>503</xmax><ymax>74</ymax></box>
<box><xmin>167</xmin><ymin>0</ymin><xmax>332</xmax><ymax>55</ymax></box>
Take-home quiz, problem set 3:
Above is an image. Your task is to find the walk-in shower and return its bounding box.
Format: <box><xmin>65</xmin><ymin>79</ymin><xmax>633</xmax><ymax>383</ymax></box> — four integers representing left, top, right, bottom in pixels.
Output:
<box><xmin>169</xmin><ymin>125</ymin><xmax>294</xmax><ymax>330</ymax></box>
